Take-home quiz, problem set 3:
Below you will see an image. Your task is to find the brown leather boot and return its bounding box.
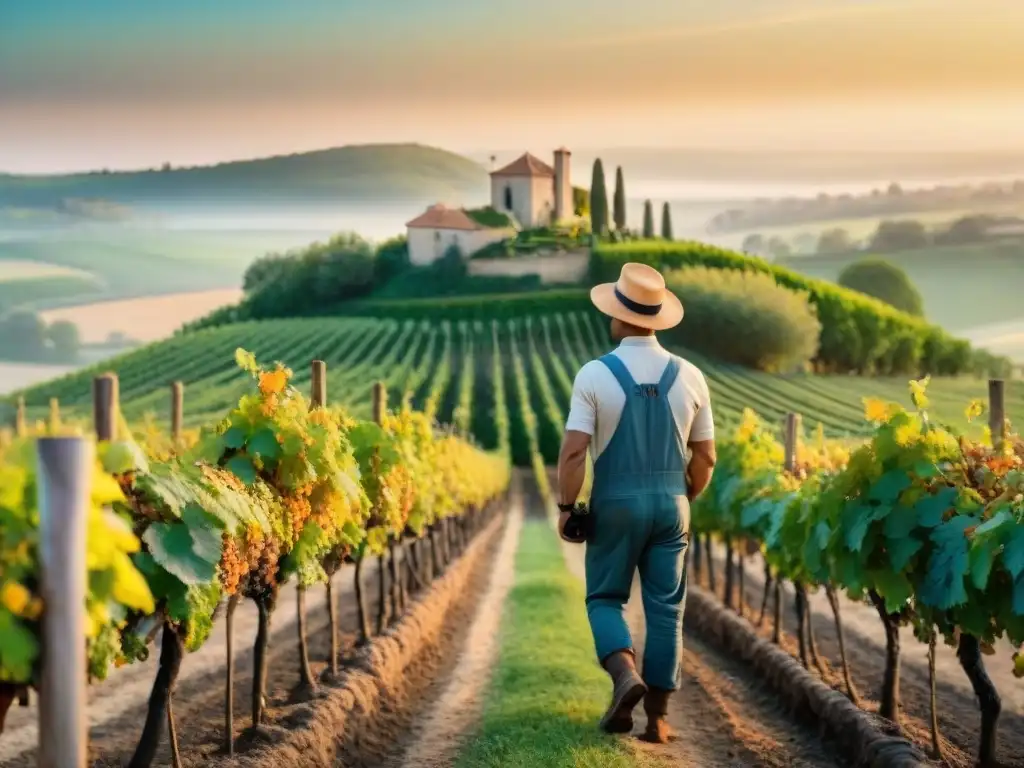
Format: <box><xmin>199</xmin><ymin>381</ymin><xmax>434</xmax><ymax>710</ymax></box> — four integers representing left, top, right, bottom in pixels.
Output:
<box><xmin>599</xmin><ymin>650</ymin><xmax>648</xmax><ymax>734</ymax></box>
<box><xmin>640</xmin><ymin>687</ymin><xmax>673</xmax><ymax>743</ymax></box>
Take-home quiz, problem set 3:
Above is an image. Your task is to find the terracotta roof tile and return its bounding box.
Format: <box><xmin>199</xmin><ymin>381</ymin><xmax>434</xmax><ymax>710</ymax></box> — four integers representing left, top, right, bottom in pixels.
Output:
<box><xmin>406</xmin><ymin>204</ymin><xmax>482</xmax><ymax>231</ymax></box>
<box><xmin>491</xmin><ymin>152</ymin><xmax>555</xmax><ymax>178</ymax></box>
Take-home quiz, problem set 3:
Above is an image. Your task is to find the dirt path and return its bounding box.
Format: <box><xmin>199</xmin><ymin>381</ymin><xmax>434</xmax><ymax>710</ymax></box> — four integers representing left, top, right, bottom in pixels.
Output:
<box><xmin>558</xmin><ymin>535</ymin><xmax>843</xmax><ymax>767</ymax></box>
<box><xmin>702</xmin><ymin>544</ymin><xmax>1024</xmax><ymax>768</ymax></box>
<box><xmin>383</xmin><ymin>474</ymin><xmax>525</xmax><ymax>768</ymax></box>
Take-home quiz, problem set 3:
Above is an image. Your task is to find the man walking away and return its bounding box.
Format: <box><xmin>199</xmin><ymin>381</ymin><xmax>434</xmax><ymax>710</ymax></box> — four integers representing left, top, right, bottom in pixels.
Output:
<box><xmin>556</xmin><ymin>262</ymin><xmax>716</xmax><ymax>743</ymax></box>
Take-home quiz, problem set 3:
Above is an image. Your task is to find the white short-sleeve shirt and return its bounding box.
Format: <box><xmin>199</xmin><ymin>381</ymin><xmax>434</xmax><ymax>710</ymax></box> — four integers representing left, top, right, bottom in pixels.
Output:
<box><xmin>564</xmin><ymin>336</ymin><xmax>714</xmax><ymax>461</ymax></box>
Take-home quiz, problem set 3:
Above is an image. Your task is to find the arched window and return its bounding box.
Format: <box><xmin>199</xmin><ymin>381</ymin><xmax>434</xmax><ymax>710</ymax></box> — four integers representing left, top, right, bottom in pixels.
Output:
<box><xmin>504</xmin><ymin>185</ymin><xmax>513</xmax><ymax>210</ymax></box>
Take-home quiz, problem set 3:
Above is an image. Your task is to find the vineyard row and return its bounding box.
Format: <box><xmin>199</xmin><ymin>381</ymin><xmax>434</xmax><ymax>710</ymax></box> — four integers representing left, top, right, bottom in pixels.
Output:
<box><xmin>11</xmin><ymin>314</ymin><xmax>1024</xmax><ymax>472</ymax></box>
<box><xmin>688</xmin><ymin>383</ymin><xmax>1024</xmax><ymax>768</ymax></box>
<box><xmin>0</xmin><ymin>349</ymin><xmax>510</xmax><ymax>767</ymax></box>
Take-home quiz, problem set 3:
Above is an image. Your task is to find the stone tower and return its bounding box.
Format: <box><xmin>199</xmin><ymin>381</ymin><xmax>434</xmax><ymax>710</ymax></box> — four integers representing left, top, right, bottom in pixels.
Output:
<box><xmin>553</xmin><ymin>147</ymin><xmax>572</xmax><ymax>223</ymax></box>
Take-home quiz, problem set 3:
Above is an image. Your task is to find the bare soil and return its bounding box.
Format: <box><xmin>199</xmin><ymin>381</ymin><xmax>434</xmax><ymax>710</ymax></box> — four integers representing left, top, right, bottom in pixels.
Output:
<box><xmin>700</xmin><ymin>546</ymin><xmax>1024</xmax><ymax>768</ymax></box>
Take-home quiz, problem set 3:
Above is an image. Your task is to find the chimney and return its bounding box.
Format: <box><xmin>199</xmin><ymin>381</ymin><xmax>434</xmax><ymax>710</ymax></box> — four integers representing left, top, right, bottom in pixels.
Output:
<box><xmin>553</xmin><ymin>147</ymin><xmax>571</xmax><ymax>223</ymax></box>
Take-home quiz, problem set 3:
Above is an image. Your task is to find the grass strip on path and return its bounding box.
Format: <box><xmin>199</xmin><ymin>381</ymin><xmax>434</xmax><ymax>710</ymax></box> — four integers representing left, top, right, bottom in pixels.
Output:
<box><xmin>456</xmin><ymin>519</ymin><xmax>663</xmax><ymax>768</ymax></box>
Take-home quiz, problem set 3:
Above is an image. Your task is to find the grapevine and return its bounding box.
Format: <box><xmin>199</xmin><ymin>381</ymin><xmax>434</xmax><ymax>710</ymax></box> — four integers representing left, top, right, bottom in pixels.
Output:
<box><xmin>0</xmin><ymin>347</ymin><xmax>510</xmax><ymax>766</ymax></box>
<box><xmin>692</xmin><ymin>381</ymin><xmax>1024</xmax><ymax>766</ymax></box>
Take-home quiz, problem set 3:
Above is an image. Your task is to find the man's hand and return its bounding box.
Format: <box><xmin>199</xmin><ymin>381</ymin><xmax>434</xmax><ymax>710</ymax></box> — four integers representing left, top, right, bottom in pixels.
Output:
<box><xmin>687</xmin><ymin>439</ymin><xmax>717</xmax><ymax>501</ymax></box>
<box><xmin>557</xmin><ymin>510</ymin><xmax>573</xmax><ymax>542</ymax></box>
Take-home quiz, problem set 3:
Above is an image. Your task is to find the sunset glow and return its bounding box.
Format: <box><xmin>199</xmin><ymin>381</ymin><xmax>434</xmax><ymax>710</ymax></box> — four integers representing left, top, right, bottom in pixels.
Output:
<box><xmin>3</xmin><ymin>0</ymin><xmax>1024</xmax><ymax>171</ymax></box>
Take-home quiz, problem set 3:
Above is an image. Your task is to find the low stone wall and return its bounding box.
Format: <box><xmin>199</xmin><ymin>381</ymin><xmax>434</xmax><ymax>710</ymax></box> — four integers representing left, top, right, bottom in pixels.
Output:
<box><xmin>468</xmin><ymin>250</ymin><xmax>588</xmax><ymax>285</ymax></box>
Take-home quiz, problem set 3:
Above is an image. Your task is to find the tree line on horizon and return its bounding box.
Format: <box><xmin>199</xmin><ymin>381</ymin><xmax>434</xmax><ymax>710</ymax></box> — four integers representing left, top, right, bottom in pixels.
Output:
<box><xmin>588</xmin><ymin>159</ymin><xmax>673</xmax><ymax>241</ymax></box>
<box><xmin>741</xmin><ymin>211</ymin><xmax>1024</xmax><ymax>261</ymax></box>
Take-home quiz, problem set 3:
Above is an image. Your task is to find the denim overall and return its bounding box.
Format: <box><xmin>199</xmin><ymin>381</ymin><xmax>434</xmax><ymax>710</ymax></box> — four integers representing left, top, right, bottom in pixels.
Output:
<box><xmin>585</xmin><ymin>352</ymin><xmax>690</xmax><ymax>692</ymax></box>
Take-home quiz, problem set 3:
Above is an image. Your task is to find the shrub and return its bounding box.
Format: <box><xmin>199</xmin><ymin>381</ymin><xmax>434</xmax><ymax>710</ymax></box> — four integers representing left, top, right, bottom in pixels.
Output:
<box><xmin>663</xmin><ymin>267</ymin><xmax>821</xmax><ymax>372</ymax></box>
<box><xmin>373</xmin><ymin>235</ymin><xmax>411</xmax><ymax>284</ymax></box>
<box><xmin>589</xmin><ymin>240</ymin><xmax>1006</xmax><ymax>376</ymax></box>
<box><xmin>868</xmin><ymin>219</ymin><xmax>929</xmax><ymax>252</ymax></box>
<box><xmin>838</xmin><ymin>258</ymin><xmax>924</xmax><ymax>317</ymax></box>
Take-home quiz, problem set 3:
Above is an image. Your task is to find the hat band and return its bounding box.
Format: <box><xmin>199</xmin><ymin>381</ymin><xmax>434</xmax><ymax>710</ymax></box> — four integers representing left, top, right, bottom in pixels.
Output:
<box><xmin>615</xmin><ymin>286</ymin><xmax>662</xmax><ymax>316</ymax></box>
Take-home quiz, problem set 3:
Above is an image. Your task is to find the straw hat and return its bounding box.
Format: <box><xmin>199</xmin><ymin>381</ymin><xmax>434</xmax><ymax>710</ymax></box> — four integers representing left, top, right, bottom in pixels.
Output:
<box><xmin>590</xmin><ymin>262</ymin><xmax>684</xmax><ymax>331</ymax></box>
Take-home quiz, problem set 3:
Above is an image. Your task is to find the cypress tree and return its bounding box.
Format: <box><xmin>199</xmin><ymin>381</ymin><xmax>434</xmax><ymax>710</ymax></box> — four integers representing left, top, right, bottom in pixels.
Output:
<box><xmin>590</xmin><ymin>159</ymin><xmax>609</xmax><ymax>237</ymax></box>
<box><xmin>642</xmin><ymin>200</ymin><xmax>655</xmax><ymax>238</ymax></box>
<box><xmin>613</xmin><ymin>166</ymin><xmax>626</xmax><ymax>231</ymax></box>
<box><xmin>661</xmin><ymin>202</ymin><xmax>674</xmax><ymax>240</ymax></box>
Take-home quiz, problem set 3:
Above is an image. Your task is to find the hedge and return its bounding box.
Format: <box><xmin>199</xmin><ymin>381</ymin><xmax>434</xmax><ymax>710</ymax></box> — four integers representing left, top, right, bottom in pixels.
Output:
<box><xmin>663</xmin><ymin>267</ymin><xmax>821</xmax><ymax>373</ymax></box>
<box><xmin>591</xmin><ymin>241</ymin><xmax>1003</xmax><ymax>376</ymax></box>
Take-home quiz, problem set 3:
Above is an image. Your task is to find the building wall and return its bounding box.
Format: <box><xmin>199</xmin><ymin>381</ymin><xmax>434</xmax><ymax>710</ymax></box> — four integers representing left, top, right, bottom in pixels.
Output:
<box><xmin>490</xmin><ymin>176</ymin><xmax>534</xmax><ymax>228</ymax></box>
<box><xmin>553</xmin><ymin>151</ymin><xmax>572</xmax><ymax>223</ymax></box>
<box><xmin>531</xmin><ymin>176</ymin><xmax>555</xmax><ymax>227</ymax></box>
<box><xmin>407</xmin><ymin>226</ymin><xmax>514</xmax><ymax>266</ymax></box>
<box><xmin>467</xmin><ymin>250</ymin><xmax>588</xmax><ymax>284</ymax></box>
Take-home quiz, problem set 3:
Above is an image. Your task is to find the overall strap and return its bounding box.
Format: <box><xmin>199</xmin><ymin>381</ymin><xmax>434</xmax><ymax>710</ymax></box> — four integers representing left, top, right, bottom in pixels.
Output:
<box><xmin>598</xmin><ymin>353</ymin><xmax>636</xmax><ymax>394</ymax></box>
<box><xmin>657</xmin><ymin>356</ymin><xmax>682</xmax><ymax>394</ymax></box>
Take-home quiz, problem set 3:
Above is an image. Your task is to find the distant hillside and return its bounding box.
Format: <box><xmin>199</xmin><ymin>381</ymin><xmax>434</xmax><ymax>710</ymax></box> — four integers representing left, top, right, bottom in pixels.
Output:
<box><xmin>0</xmin><ymin>143</ymin><xmax>489</xmax><ymax>208</ymax></box>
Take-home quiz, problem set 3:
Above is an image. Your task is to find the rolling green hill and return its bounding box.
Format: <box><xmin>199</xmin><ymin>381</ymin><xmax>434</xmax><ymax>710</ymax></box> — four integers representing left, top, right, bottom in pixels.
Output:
<box><xmin>0</xmin><ymin>144</ymin><xmax>488</xmax><ymax>208</ymax></box>
<box><xmin>7</xmin><ymin>313</ymin><xmax>1018</xmax><ymax>466</ymax></box>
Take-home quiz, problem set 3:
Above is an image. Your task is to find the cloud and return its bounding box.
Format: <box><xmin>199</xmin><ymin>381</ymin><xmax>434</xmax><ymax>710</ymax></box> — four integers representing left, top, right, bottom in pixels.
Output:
<box><xmin>554</xmin><ymin>0</ymin><xmax>942</xmax><ymax>50</ymax></box>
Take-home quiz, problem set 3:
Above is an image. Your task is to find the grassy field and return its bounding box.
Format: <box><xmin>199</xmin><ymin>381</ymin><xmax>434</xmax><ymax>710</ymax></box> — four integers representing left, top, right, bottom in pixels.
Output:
<box><xmin>774</xmin><ymin>238</ymin><xmax>1024</xmax><ymax>333</ymax></box>
<box><xmin>456</xmin><ymin>519</ymin><xmax>660</xmax><ymax>768</ymax></box>
<box><xmin>0</xmin><ymin>228</ymin><xmax>320</xmax><ymax>310</ymax></box>
<box><xmin>0</xmin><ymin>275</ymin><xmax>104</xmax><ymax>312</ymax></box>
<box><xmin>7</xmin><ymin>313</ymin><xmax>1019</xmax><ymax>464</ymax></box>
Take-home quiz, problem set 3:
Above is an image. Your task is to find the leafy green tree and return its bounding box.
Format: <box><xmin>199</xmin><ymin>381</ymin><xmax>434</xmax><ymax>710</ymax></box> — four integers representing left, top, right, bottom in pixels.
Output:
<box><xmin>661</xmin><ymin>202</ymin><xmax>673</xmax><ymax>240</ymax></box>
<box><xmin>589</xmin><ymin>159</ymin><xmax>609</xmax><ymax>236</ymax></box>
<box><xmin>869</xmin><ymin>220</ymin><xmax>929</xmax><ymax>252</ymax></box>
<box><xmin>572</xmin><ymin>186</ymin><xmax>590</xmax><ymax>218</ymax></box>
<box><xmin>766</xmin><ymin>236</ymin><xmax>792</xmax><ymax>259</ymax></box>
<box><xmin>0</xmin><ymin>311</ymin><xmax>46</xmax><ymax>361</ymax></box>
<box><xmin>741</xmin><ymin>233</ymin><xmax>765</xmax><ymax>255</ymax></box>
<box><xmin>613</xmin><ymin>166</ymin><xmax>626</xmax><ymax>230</ymax></box>
<box><xmin>46</xmin><ymin>320</ymin><xmax>80</xmax><ymax>363</ymax></box>
<box><xmin>642</xmin><ymin>200</ymin><xmax>655</xmax><ymax>238</ymax></box>
<box><xmin>838</xmin><ymin>258</ymin><xmax>924</xmax><ymax>317</ymax></box>
<box><xmin>373</xmin><ymin>235</ymin><xmax>411</xmax><ymax>284</ymax></box>
<box><xmin>816</xmin><ymin>227</ymin><xmax>853</xmax><ymax>254</ymax></box>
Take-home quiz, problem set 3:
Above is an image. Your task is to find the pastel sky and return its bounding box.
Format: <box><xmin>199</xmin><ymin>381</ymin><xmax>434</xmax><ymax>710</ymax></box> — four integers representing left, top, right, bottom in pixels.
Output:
<box><xmin>3</xmin><ymin>0</ymin><xmax>1024</xmax><ymax>172</ymax></box>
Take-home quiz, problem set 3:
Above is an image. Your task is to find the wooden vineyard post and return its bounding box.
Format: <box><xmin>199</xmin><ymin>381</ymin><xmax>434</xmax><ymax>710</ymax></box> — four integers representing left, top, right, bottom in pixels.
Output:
<box><xmin>773</xmin><ymin>413</ymin><xmax>800</xmax><ymax>646</ymax></box>
<box><xmin>93</xmin><ymin>373</ymin><xmax>118</xmax><ymax>441</ymax></box>
<box><xmin>48</xmin><ymin>398</ymin><xmax>60</xmax><ymax>431</ymax></box>
<box><xmin>170</xmin><ymin>382</ymin><xmax>184</xmax><ymax>444</ymax></box>
<box><xmin>783</xmin><ymin>413</ymin><xmax>800</xmax><ymax>473</ymax></box>
<box><xmin>989</xmin><ymin>379</ymin><xmax>1006</xmax><ymax>450</ymax></box>
<box><xmin>36</xmin><ymin>436</ymin><xmax>92</xmax><ymax>768</ymax></box>
<box><xmin>310</xmin><ymin>360</ymin><xmax>327</xmax><ymax>410</ymax></box>
<box><xmin>372</xmin><ymin>382</ymin><xmax>391</xmax><ymax>633</ymax></box>
<box><xmin>372</xmin><ymin>381</ymin><xmax>386</xmax><ymax>428</ymax></box>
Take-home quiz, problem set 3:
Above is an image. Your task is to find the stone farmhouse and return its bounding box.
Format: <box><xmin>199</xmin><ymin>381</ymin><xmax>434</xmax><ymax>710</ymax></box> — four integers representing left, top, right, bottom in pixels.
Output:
<box><xmin>405</xmin><ymin>148</ymin><xmax>572</xmax><ymax>266</ymax></box>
